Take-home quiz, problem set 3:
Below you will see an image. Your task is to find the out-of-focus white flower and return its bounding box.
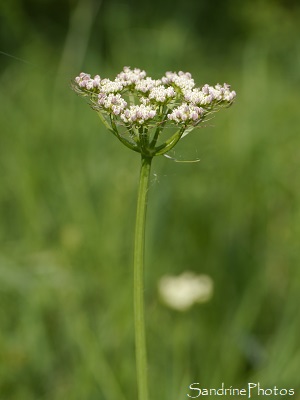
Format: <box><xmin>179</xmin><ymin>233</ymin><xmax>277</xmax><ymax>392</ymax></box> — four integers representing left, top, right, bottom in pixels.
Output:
<box><xmin>158</xmin><ymin>271</ymin><xmax>213</xmax><ymax>311</ymax></box>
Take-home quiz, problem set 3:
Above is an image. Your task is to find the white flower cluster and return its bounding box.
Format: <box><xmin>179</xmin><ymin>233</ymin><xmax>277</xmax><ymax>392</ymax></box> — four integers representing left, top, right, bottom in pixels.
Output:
<box><xmin>120</xmin><ymin>104</ymin><xmax>156</xmax><ymax>125</ymax></box>
<box><xmin>202</xmin><ymin>83</ymin><xmax>236</xmax><ymax>102</ymax></box>
<box><xmin>184</xmin><ymin>83</ymin><xmax>236</xmax><ymax>106</ymax></box>
<box><xmin>98</xmin><ymin>93</ymin><xmax>127</xmax><ymax>115</ymax></box>
<box><xmin>135</xmin><ymin>77</ymin><xmax>161</xmax><ymax>93</ymax></box>
<box><xmin>75</xmin><ymin>72</ymin><xmax>101</xmax><ymax>90</ymax></box>
<box><xmin>99</xmin><ymin>78</ymin><xmax>124</xmax><ymax>94</ymax></box>
<box><xmin>184</xmin><ymin>88</ymin><xmax>214</xmax><ymax>106</ymax></box>
<box><xmin>161</xmin><ymin>71</ymin><xmax>195</xmax><ymax>91</ymax></box>
<box><xmin>168</xmin><ymin>103</ymin><xmax>204</xmax><ymax>123</ymax></box>
<box><xmin>73</xmin><ymin>66</ymin><xmax>236</xmax><ymax>154</ymax></box>
<box><xmin>148</xmin><ymin>85</ymin><xmax>176</xmax><ymax>103</ymax></box>
<box><xmin>116</xmin><ymin>66</ymin><xmax>147</xmax><ymax>87</ymax></box>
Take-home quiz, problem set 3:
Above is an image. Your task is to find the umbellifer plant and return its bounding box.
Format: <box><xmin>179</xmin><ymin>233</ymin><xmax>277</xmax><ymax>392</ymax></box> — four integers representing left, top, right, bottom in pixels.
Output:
<box><xmin>72</xmin><ymin>67</ymin><xmax>236</xmax><ymax>400</ymax></box>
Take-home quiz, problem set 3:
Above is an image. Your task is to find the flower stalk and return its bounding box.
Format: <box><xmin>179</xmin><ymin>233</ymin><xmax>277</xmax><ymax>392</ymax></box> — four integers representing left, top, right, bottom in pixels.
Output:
<box><xmin>134</xmin><ymin>155</ymin><xmax>152</xmax><ymax>400</ymax></box>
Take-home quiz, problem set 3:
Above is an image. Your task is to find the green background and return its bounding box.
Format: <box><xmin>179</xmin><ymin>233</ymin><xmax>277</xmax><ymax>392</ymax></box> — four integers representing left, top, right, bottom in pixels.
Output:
<box><xmin>1</xmin><ymin>0</ymin><xmax>300</xmax><ymax>399</ymax></box>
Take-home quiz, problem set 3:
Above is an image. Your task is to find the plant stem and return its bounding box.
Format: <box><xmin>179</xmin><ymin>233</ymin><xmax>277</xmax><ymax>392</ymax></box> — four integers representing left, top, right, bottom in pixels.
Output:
<box><xmin>134</xmin><ymin>154</ymin><xmax>152</xmax><ymax>400</ymax></box>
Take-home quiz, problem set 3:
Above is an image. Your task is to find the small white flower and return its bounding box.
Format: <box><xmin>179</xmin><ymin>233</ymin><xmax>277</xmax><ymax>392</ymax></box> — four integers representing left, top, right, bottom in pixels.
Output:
<box><xmin>140</xmin><ymin>97</ymin><xmax>150</xmax><ymax>105</ymax></box>
<box><xmin>158</xmin><ymin>272</ymin><xmax>214</xmax><ymax>311</ymax></box>
<box><xmin>93</xmin><ymin>75</ymin><xmax>101</xmax><ymax>87</ymax></box>
<box><xmin>222</xmin><ymin>83</ymin><xmax>236</xmax><ymax>102</ymax></box>
<box><xmin>75</xmin><ymin>72</ymin><xmax>90</xmax><ymax>85</ymax></box>
<box><xmin>120</xmin><ymin>104</ymin><xmax>156</xmax><ymax>125</ymax></box>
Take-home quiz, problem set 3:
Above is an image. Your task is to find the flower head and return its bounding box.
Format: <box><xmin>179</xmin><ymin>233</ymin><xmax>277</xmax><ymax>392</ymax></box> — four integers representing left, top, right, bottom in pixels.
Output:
<box><xmin>75</xmin><ymin>72</ymin><xmax>101</xmax><ymax>90</ymax></box>
<box><xmin>73</xmin><ymin>67</ymin><xmax>236</xmax><ymax>156</ymax></box>
<box><xmin>116</xmin><ymin>66</ymin><xmax>147</xmax><ymax>87</ymax></box>
<box><xmin>99</xmin><ymin>78</ymin><xmax>124</xmax><ymax>94</ymax></box>
<box><xmin>97</xmin><ymin>93</ymin><xmax>127</xmax><ymax>115</ymax></box>
<box><xmin>161</xmin><ymin>71</ymin><xmax>195</xmax><ymax>91</ymax></box>
<box><xmin>148</xmin><ymin>85</ymin><xmax>176</xmax><ymax>103</ymax></box>
<box><xmin>120</xmin><ymin>104</ymin><xmax>156</xmax><ymax>126</ymax></box>
<box><xmin>167</xmin><ymin>103</ymin><xmax>204</xmax><ymax>124</ymax></box>
<box><xmin>135</xmin><ymin>77</ymin><xmax>162</xmax><ymax>93</ymax></box>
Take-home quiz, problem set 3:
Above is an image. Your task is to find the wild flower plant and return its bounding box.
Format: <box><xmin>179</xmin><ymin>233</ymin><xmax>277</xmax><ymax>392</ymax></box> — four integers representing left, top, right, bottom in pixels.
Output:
<box><xmin>72</xmin><ymin>66</ymin><xmax>236</xmax><ymax>400</ymax></box>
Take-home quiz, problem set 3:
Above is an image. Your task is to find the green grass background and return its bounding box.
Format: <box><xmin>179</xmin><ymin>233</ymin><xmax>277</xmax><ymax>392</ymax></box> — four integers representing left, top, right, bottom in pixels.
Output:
<box><xmin>1</xmin><ymin>0</ymin><xmax>300</xmax><ymax>399</ymax></box>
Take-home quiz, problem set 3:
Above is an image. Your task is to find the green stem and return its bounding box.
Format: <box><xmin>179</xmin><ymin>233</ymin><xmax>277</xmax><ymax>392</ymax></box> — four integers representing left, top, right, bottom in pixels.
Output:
<box><xmin>134</xmin><ymin>155</ymin><xmax>152</xmax><ymax>400</ymax></box>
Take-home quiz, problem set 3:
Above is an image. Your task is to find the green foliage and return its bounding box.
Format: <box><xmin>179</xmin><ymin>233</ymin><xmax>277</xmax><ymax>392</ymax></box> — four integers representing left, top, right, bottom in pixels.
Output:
<box><xmin>1</xmin><ymin>0</ymin><xmax>300</xmax><ymax>399</ymax></box>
